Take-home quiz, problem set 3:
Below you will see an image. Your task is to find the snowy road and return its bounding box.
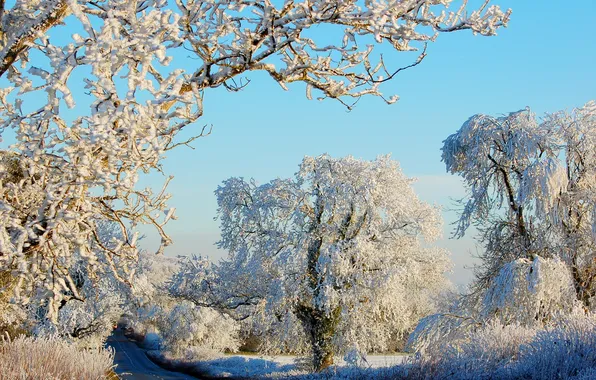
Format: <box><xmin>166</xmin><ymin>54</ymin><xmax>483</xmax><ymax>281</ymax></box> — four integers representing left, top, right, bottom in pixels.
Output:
<box><xmin>106</xmin><ymin>330</ymin><xmax>196</xmax><ymax>379</ymax></box>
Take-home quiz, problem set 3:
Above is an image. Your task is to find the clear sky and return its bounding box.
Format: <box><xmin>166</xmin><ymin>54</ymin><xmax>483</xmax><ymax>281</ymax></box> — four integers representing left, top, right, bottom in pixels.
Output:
<box><xmin>134</xmin><ymin>0</ymin><xmax>596</xmax><ymax>287</ymax></box>
<box><xmin>4</xmin><ymin>1</ymin><xmax>596</xmax><ymax>287</ymax></box>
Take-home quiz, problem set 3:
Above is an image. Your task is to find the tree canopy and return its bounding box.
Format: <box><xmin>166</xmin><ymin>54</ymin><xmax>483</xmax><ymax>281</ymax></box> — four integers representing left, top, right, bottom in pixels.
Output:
<box><xmin>442</xmin><ymin>101</ymin><xmax>596</xmax><ymax>307</ymax></box>
<box><xmin>172</xmin><ymin>154</ymin><xmax>450</xmax><ymax>370</ymax></box>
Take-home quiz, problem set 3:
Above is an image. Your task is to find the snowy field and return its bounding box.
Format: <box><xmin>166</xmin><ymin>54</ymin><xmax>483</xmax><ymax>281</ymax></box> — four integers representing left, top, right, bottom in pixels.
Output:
<box><xmin>193</xmin><ymin>353</ymin><xmax>410</xmax><ymax>378</ymax></box>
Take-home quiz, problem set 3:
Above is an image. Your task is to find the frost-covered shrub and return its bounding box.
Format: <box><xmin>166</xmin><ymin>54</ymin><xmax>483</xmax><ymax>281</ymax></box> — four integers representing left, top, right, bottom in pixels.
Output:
<box><xmin>407</xmin><ymin>311</ymin><xmax>596</xmax><ymax>379</ymax></box>
<box><xmin>408</xmin><ymin>320</ymin><xmax>536</xmax><ymax>379</ymax></box>
<box><xmin>481</xmin><ymin>256</ymin><xmax>578</xmax><ymax>325</ymax></box>
<box><xmin>126</xmin><ymin>253</ymin><xmax>243</xmax><ymax>359</ymax></box>
<box><xmin>510</xmin><ymin>310</ymin><xmax>596</xmax><ymax>379</ymax></box>
<box><xmin>407</xmin><ymin>255</ymin><xmax>584</xmax><ymax>378</ymax></box>
<box><xmin>158</xmin><ymin>301</ymin><xmax>240</xmax><ymax>358</ymax></box>
<box><xmin>336</xmin><ymin>266</ymin><xmax>449</xmax><ymax>354</ymax></box>
<box><xmin>249</xmin><ymin>304</ymin><xmax>311</xmax><ymax>355</ymax></box>
<box><xmin>52</xmin><ymin>279</ymin><xmax>126</xmax><ymax>348</ymax></box>
<box><xmin>406</xmin><ymin>313</ymin><xmax>478</xmax><ymax>355</ymax></box>
<box><xmin>30</xmin><ymin>251</ymin><xmax>131</xmax><ymax>348</ymax></box>
<box><xmin>454</xmin><ymin>321</ymin><xmax>536</xmax><ymax>375</ymax></box>
<box><xmin>127</xmin><ymin>252</ymin><xmax>182</xmax><ymax>335</ymax></box>
<box><xmin>0</xmin><ymin>335</ymin><xmax>114</xmax><ymax>379</ymax></box>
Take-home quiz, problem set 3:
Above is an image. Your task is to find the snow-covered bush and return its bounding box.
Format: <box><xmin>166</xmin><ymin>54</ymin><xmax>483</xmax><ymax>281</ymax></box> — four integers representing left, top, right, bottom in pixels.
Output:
<box><xmin>407</xmin><ymin>311</ymin><xmax>596</xmax><ymax>379</ymax></box>
<box><xmin>46</xmin><ymin>275</ymin><xmax>127</xmax><ymax>348</ymax></box>
<box><xmin>406</xmin><ymin>313</ymin><xmax>478</xmax><ymax>355</ymax></box>
<box><xmin>407</xmin><ymin>320</ymin><xmax>535</xmax><ymax>379</ymax></box>
<box><xmin>26</xmin><ymin>222</ymin><xmax>134</xmax><ymax>348</ymax></box>
<box><xmin>125</xmin><ymin>252</ymin><xmax>240</xmax><ymax>359</ymax></box>
<box><xmin>511</xmin><ymin>310</ymin><xmax>596</xmax><ymax>379</ymax></box>
<box><xmin>0</xmin><ymin>335</ymin><xmax>114</xmax><ymax>379</ymax></box>
<box><xmin>408</xmin><ymin>256</ymin><xmax>578</xmax><ymax>353</ymax></box>
<box><xmin>480</xmin><ymin>256</ymin><xmax>578</xmax><ymax>325</ymax></box>
<box><xmin>158</xmin><ymin>301</ymin><xmax>240</xmax><ymax>359</ymax></box>
<box><xmin>454</xmin><ymin>321</ymin><xmax>536</xmax><ymax>376</ymax></box>
<box><xmin>470</xmin><ymin>321</ymin><xmax>535</xmax><ymax>369</ymax></box>
<box><xmin>248</xmin><ymin>303</ymin><xmax>311</xmax><ymax>356</ymax></box>
<box><xmin>407</xmin><ymin>255</ymin><xmax>583</xmax><ymax>377</ymax></box>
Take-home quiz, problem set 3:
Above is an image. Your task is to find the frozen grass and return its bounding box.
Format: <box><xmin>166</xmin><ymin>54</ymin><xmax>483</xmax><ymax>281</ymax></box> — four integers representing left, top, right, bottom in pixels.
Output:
<box><xmin>0</xmin><ymin>335</ymin><xmax>114</xmax><ymax>380</ymax></box>
<box><xmin>148</xmin><ymin>343</ymin><xmax>410</xmax><ymax>379</ymax></box>
<box><xmin>297</xmin><ymin>365</ymin><xmax>409</xmax><ymax>379</ymax></box>
<box><xmin>406</xmin><ymin>311</ymin><xmax>596</xmax><ymax>379</ymax></box>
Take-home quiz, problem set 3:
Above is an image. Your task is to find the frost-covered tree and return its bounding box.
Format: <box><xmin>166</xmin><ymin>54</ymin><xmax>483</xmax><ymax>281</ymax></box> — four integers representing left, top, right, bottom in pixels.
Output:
<box><xmin>123</xmin><ymin>252</ymin><xmax>240</xmax><ymax>357</ymax></box>
<box><xmin>127</xmin><ymin>250</ymin><xmax>183</xmax><ymax>334</ymax></box>
<box><xmin>545</xmin><ymin>103</ymin><xmax>596</xmax><ymax>306</ymax></box>
<box><xmin>0</xmin><ymin>0</ymin><xmax>510</xmax><ymax>320</ymax></box>
<box><xmin>442</xmin><ymin>101</ymin><xmax>596</xmax><ymax>306</ymax></box>
<box><xmin>158</xmin><ymin>300</ymin><xmax>240</xmax><ymax>358</ymax></box>
<box><xmin>442</xmin><ymin>108</ymin><xmax>561</xmax><ymax>291</ymax></box>
<box><xmin>408</xmin><ymin>101</ymin><xmax>596</xmax><ymax>363</ymax></box>
<box><xmin>181</xmin><ymin>154</ymin><xmax>449</xmax><ymax>371</ymax></box>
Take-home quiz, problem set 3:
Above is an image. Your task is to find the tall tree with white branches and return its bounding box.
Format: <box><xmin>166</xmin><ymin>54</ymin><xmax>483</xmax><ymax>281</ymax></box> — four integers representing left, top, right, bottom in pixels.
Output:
<box><xmin>0</xmin><ymin>0</ymin><xmax>509</xmax><ymax>321</ymax></box>
<box><xmin>442</xmin><ymin>101</ymin><xmax>596</xmax><ymax>307</ymax></box>
<box><xmin>406</xmin><ymin>102</ymin><xmax>596</xmax><ymax>357</ymax></box>
<box><xmin>185</xmin><ymin>154</ymin><xmax>450</xmax><ymax>371</ymax></box>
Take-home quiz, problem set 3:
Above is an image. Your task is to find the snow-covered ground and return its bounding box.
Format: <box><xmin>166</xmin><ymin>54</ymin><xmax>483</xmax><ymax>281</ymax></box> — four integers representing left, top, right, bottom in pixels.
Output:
<box><xmin>194</xmin><ymin>353</ymin><xmax>410</xmax><ymax>378</ymax></box>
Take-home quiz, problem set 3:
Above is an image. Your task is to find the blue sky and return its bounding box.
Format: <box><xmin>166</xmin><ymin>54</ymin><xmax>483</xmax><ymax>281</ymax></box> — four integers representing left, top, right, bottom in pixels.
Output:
<box><xmin>138</xmin><ymin>1</ymin><xmax>596</xmax><ymax>287</ymax></box>
<box><xmin>3</xmin><ymin>1</ymin><xmax>596</xmax><ymax>287</ymax></box>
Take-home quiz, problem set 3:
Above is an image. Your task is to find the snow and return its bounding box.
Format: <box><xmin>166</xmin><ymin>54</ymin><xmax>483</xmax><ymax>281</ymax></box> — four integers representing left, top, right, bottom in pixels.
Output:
<box><xmin>192</xmin><ymin>353</ymin><xmax>409</xmax><ymax>378</ymax></box>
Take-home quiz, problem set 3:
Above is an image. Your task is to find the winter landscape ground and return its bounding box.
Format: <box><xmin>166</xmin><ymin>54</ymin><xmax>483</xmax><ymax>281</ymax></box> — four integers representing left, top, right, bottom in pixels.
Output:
<box><xmin>0</xmin><ymin>0</ymin><xmax>595</xmax><ymax>379</ymax></box>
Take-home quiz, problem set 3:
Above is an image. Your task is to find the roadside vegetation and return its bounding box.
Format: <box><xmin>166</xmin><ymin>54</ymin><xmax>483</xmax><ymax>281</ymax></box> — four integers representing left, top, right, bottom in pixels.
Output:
<box><xmin>0</xmin><ymin>335</ymin><xmax>114</xmax><ymax>380</ymax></box>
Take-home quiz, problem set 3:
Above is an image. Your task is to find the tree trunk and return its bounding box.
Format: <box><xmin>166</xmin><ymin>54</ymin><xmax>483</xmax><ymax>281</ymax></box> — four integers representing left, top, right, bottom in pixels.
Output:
<box><xmin>571</xmin><ymin>251</ymin><xmax>595</xmax><ymax>309</ymax></box>
<box><xmin>296</xmin><ymin>230</ymin><xmax>340</xmax><ymax>372</ymax></box>
<box><xmin>295</xmin><ymin>187</ymin><xmax>341</xmax><ymax>372</ymax></box>
<box><xmin>296</xmin><ymin>303</ymin><xmax>340</xmax><ymax>372</ymax></box>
